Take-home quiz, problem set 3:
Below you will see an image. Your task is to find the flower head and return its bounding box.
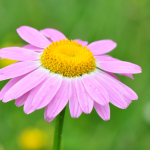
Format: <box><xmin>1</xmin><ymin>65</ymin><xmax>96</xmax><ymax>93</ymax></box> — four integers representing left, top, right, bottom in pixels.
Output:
<box><xmin>0</xmin><ymin>26</ymin><xmax>142</xmax><ymax>121</ymax></box>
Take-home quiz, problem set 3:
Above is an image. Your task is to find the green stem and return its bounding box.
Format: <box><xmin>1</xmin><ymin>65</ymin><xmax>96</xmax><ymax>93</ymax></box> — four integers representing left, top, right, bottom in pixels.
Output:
<box><xmin>52</xmin><ymin>107</ymin><xmax>66</xmax><ymax>150</ymax></box>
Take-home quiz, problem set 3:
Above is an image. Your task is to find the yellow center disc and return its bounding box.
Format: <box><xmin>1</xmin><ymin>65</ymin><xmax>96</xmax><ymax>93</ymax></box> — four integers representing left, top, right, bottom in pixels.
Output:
<box><xmin>40</xmin><ymin>39</ymin><xmax>96</xmax><ymax>77</ymax></box>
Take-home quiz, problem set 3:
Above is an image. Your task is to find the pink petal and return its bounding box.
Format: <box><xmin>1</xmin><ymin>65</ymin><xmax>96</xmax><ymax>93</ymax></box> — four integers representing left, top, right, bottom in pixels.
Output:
<box><xmin>103</xmin><ymin>71</ymin><xmax>137</xmax><ymax>100</ymax></box>
<box><xmin>3</xmin><ymin>67</ymin><xmax>49</xmax><ymax>102</ymax></box>
<box><xmin>32</xmin><ymin>73</ymin><xmax>63</xmax><ymax>109</ymax></box>
<box><xmin>94</xmin><ymin>102</ymin><xmax>110</xmax><ymax>121</ymax></box>
<box><xmin>120</xmin><ymin>82</ymin><xmax>138</xmax><ymax>100</ymax></box>
<box><xmin>87</xmin><ymin>40</ymin><xmax>117</xmax><ymax>55</ymax></box>
<box><xmin>73</xmin><ymin>39</ymin><xmax>88</xmax><ymax>46</ymax></box>
<box><xmin>23</xmin><ymin>44</ymin><xmax>43</xmax><ymax>52</ymax></box>
<box><xmin>97</xmin><ymin>61</ymin><xmax>142</xmax><ymax>74</ymax></box>
<box><xmin>94</xmin><ymin>73</ymin><xmax>128</xmax><ymax>109</ymax></box>
<box><xmin>106</xmin><ymin>71</ymin><xmax>134</xmax><ymax>80</ymax></box>
<box><xmin>17</xmin><ymin>26</ymin><xmax>50</xmax><ymax>48</ymax></box>
<box><xmin>97</xmin><ymin>70</ymin><xmax>137</xmax><ymax>101</ymax></box>
<box><xmin>97</xmin><ymin>70</ymin><xmax>130</xmax><ymax>97</ymax></box>
<box><xmin>44</xmin><ymin>107</ymin><xmax>55</xmax><ymax>122</ymax></box>
<box><xmin>124</xmin><ymin>96</ymin><xmax>132</xmax><ymax>105</ymax></box>
<box><xmin>69</xmin><ymin>78</ymin><xmax>82</xmax><ymax>118</ymax></box>
<box><xmin>95</xmin><ymin>55</ymin><xmax>134</xmax><ymax>79</ymax></box>
<box><xmin>40</xmin><ymin>28</ymin><xmax>66</xmax><ymax>42</ymax></box>
<box><xmin>95</xmin><ymin>55</ymin><xmax>115</xmax><ymax>61</ymax></box>
<box><xmin>75</xmin><ymin>77</ymin><xmax>93</xmax><ymax>114</ymax></box>
<box><xmin>82</xmin><ymin>74</ymin><xmax>109</xmax><ymax>105</ymax></box>
<box><xmin>15</xmin><ymin>91</ymin><xmax>30</xmax><ymax>107</ymax></box>
<box><xmin>0</xmin><ymin>61</ymin><xmax>41</xmax><ymax>81</ymax></box>
<box><xmin>24</xmin><ymin>103</ymin><xmax>35</xmax><ymax>114</ymax></box>
<box><xmin>0</xmin><ymin>47</ymin><xmax>39</xmax><ymax>61</ymax></box>
<box><xmin>24</xmin><ymin>80</ymin><xmax>46</xmax><ymax>114</ymax></box>
<box><xmin>119</xmin><ymin>73</ymin><xmax>134</xmax><ymax>79</ymax></box>
<box><xmin>44</xmin><ymin>78</ymin><xmax>70</xmax><ymax>122</ymax></box>
<box><xmin>0</xmin><ymin>75</ymin><xmax>26</xmax><ymax>100</ymax></box>
<box><xmin>105</xmin><ymin>71</ymin><xmax>119</xmax><ymax>80</ymax></box>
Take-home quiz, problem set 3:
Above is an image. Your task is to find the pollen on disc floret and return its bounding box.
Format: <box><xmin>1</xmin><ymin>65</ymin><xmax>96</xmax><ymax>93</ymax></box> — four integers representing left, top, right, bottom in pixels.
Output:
<box><xmin>40</xmin><ymin>39</ymin><xmax>96</xmax><ymax>77</ymax></box>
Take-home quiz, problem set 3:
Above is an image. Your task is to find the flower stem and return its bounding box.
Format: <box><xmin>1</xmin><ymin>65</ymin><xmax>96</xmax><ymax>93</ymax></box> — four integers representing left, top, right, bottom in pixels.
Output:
<box><xmin>52</xmin><ymin>107</ymin><xmax>66</xmax><ymax>150</ymax></box>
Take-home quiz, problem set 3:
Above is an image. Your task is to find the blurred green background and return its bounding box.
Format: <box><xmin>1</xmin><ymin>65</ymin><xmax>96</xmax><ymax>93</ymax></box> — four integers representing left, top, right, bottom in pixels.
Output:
<box><xmin>0</xmin><ymin>0</ymin><xmax>149</xmax><ymax>149</ymax></box>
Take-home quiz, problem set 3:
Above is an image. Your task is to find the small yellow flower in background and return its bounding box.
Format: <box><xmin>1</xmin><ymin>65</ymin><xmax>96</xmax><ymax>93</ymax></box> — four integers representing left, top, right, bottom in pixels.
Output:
<box><xmin>17</xmin><ymin>120</ymin><xmax>54</xmax><ymax>150</ymax></box>
<box><xmin>19</xmin><ymin>128</ymin><xmax>48</xmax><ymax>150</ymax></box>
<box><xmin>18</xmin><ymin>128</ymin><xmax>48</xmax><ymax>150</ymax></box>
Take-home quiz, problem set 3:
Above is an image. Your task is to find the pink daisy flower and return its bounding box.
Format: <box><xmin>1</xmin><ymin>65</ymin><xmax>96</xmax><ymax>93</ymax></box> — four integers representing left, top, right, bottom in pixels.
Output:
<box><xmin>0</xmin><ymin>26</ymin><xmax>141</xmax><ymax>122</ymax></box>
